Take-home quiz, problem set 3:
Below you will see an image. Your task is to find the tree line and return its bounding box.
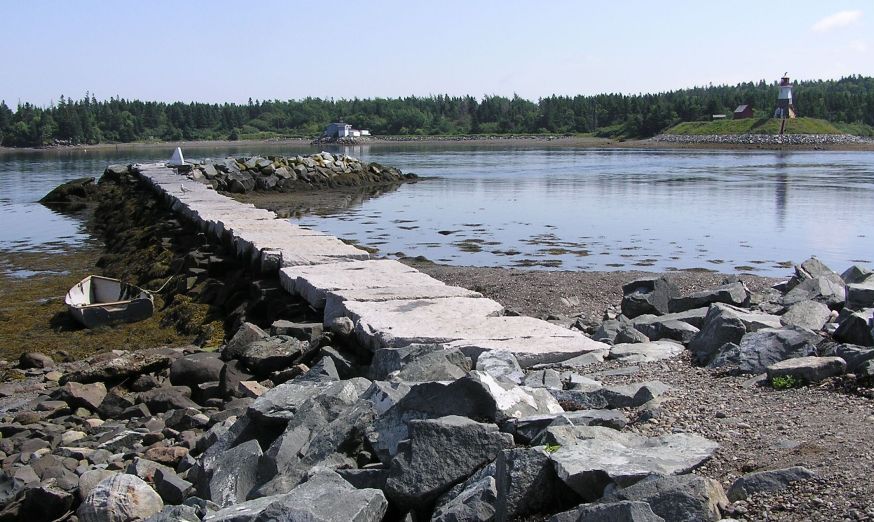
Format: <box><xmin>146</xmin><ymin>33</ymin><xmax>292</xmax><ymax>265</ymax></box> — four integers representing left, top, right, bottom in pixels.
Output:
<box><xmin>1</xmin><ymin>76</ymin><xmax>872</xmax><ymax>147</ymax></box>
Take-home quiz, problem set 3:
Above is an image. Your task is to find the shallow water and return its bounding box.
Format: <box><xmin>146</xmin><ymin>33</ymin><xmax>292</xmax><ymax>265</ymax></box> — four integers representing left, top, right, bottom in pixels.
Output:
<box><xmin>2</xmin><ymin>145</ymin><xmax>873</xmax><ymax>277</ymax></box>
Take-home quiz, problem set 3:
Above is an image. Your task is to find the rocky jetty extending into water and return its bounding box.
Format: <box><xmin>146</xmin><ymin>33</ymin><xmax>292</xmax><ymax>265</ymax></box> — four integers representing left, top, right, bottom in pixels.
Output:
<box><xmin>652</xmin><ymin>133</ymin><xmax>873</xmax><ymax>146</ymax></box>
<box><xmin>180</xmin><ymin>152</ymin><xmax>416</xmax><ymax>194</ymax></box>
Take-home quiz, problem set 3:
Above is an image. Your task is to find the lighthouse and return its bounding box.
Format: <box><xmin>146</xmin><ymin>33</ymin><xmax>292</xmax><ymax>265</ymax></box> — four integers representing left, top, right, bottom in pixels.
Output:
<box><xmin>773</xmin><ymin>73</ymin><xmax>796</xmax><ymax>119</ymax></box>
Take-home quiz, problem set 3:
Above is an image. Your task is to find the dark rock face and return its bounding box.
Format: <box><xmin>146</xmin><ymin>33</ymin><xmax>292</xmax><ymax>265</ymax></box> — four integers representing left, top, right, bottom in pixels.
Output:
<box><xmin>833</xmin><ymin>309</ymin><xmax>874</xmax><ymax>347</ymax></box>
<box><xmin>669</xmin><ymin>282</ymin><xmax>750</xmax><ymax>313</ymax></box>
<box><xmin>688</xmin><ymin>304</ymin><xmax>781</xmax><ymax>365</ymax></box>
<box><xmin>39</xmin><ymin>176</ymin><xmax>99</xmax><ymax>204</ymax></box>
<box><xmin>169</xmin><ymin>352</ymin><xmax>224</xmax><ymax>387</ymax></box>
<box><xmin>621</xmin><ymin>277</ymin><xmax>679</xmax><ymax>319</ymax></box>
<box><xmin>736</xmin><ymin>326</ymin><xmax>822</xmax><ymax>374</ymax></box>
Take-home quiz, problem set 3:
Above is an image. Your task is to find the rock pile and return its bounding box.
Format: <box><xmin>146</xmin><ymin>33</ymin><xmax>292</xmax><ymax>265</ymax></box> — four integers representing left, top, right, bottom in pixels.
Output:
<box><xmin>3</xmin><ymin>253</ymin><xmax>867</xmax><ymax>519</ymax></box>
<box><xmin>594</xmin><ymin>257</ymin><xmax>874</xmax><ymax>384</ymax></box>
<box><xmin>652</xmin><ymin>133</ymin><xmax>873</xmax><ymax>146</ymax></box>
<box><xmin>176</xmin><ymin>152</ymin><xmax>417</xmax><ymax>194</ymax></box>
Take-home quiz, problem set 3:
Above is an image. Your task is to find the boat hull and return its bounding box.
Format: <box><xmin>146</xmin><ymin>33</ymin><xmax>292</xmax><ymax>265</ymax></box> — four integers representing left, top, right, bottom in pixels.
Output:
<box><xmin>65</xmin><ymin>275</ymin><xmax>155</xmax><ymax>329</ymax></box>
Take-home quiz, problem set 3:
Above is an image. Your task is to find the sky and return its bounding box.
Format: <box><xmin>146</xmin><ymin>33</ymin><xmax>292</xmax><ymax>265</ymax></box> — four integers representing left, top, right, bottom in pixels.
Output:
<box><xmin>1</xmin><ymin>0</ymin><xmax>871</xmax><ymax>107</ymax></box>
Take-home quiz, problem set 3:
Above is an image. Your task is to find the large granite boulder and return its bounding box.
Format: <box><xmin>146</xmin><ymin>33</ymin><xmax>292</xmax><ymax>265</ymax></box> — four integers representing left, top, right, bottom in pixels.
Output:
<box><xmin>621</xmin><ymin>277</ymin><xmax>679</xmax><ymax>319</ymax></box>
<box><xmin>833</xmin><ymin>308</ymin><xmax>874</xmax><ymax>347</ymax></box>
<box><xmin>602</xmin><ymin>474</ymin><xmax>728</xmax><ymax>522</ymax></box>
<box><xmin>369</xmin><ymin>344</ymin><xmax>471</xmax><ymax>382</ymax></box>
<box><xmin>735</xmin><ymin>326</ymin><xmax>822</xmax><ymax>374</ymax></box>
<box><xmin>549</xmin><ymin>501</ymin><xmax>665</xmax><ymax>521</ymax></box>
<box><xmin>78</xmin><ymin>474</ymin><xmax>164</xmax><ymax>522</ymax></box>
<box><xmin>783</xmin><ymin>276</ymin><xmax>846</xmax><ymax>309</ymax></box>
<box><xmin>766</xmin><ymin>356</ymin><xmax>846</xmax><ymax>383</ymax></box>
<box><xmin>550</xmin><ymin>430</ymin><xmax>718</xmax><ymax>500</ymax></box>
<box><xmin>669</xmin><ymin>281</ymin><xmax>749</xmax><ymax>313</ymax></box>
<box><xmin>780</xmin><ymin>300</ymin><xmax>832</xmax><ymax>331</ymax></box>
<box><xmin>688</xmin><ymin>303</ymin><xmax>781</xmax><ymax>365</ymax></box>
<box><xmin>384</xmin><ymin>416</ymin><xmax>514</xmax><ymax>509</ymax></box>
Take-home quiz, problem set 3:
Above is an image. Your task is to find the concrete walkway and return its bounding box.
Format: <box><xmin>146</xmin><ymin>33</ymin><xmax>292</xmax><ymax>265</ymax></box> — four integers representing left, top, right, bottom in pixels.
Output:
<box><xmin>134</xmin><ymin>163</ymin><xmax>608</xmax><ymax>366</ymax></box>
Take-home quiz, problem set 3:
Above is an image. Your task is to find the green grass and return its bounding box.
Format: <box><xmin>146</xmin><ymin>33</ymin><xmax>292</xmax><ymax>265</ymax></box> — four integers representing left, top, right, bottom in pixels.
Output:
<box><xmin>665</xmin><ymin>117</ymin><xmax>846</xmax><ymax>136</ymax></box>
<box><xmin>771</xmin><ymin>375</ymin><xmax>804</xmax><ymax>390</ymax></box>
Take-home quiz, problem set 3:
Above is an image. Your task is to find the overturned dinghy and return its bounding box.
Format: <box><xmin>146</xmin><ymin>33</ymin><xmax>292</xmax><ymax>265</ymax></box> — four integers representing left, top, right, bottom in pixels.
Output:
<box><xmin>65</xmin><ymin>275</ymin><xmax>154</xmax><ymax>328</ymax></box>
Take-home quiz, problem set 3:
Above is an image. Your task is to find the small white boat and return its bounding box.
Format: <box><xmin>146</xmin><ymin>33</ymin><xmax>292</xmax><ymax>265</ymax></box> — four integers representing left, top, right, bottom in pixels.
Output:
<box><xmin>65</xmin><ymin>275</ymin><xmax>155</xmax><ymax>329</ymax></box>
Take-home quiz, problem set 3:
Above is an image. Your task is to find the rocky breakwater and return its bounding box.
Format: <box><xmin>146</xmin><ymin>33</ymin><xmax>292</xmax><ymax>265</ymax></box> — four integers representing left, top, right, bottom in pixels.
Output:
<box><xmin>3</xmin><ymin>256</ymin><xmax>871</xmax><ymax>519</ymax></box>
<box><xmin>591</xmin><ymin>256</ymin><xmax>874</xmax><ymax>382</ymax></box>
<box><xmin>185</xmin><ymin>152</ymin><xmax>416</xmax><ymax>194</ymax></box>
<box><xmin>652</xmin><ymin>133</ymin><xmax>873</xmax><ymax>146</ymax></box>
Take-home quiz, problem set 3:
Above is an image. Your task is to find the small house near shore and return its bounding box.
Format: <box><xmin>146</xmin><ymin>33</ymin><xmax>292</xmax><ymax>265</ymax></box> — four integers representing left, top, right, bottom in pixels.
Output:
<box><xmin>323</xmin><ymin>122</ymin><xmax>371</xmax><ymax>139</ymax></box>
<box><xmin>733</xmin><ymin>105</ymin><xmax>754</xmax><ymax>119</ymax></box>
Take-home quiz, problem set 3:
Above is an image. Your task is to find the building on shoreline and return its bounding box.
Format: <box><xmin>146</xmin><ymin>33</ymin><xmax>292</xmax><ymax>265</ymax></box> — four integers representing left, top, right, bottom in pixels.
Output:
<box><xmin>323</xmin><ymin>122</ymin><xmax>371</xmax><ymax>139</ymax></box>
<box><xmin>733</xmin><ymin>104</ymin><xmax>753</xmax><ymax>119</ymax></box>
<box><xmin>774</xmin><ymin>74</ymin><xmax>796</xmax><ymax>119</ymax></box>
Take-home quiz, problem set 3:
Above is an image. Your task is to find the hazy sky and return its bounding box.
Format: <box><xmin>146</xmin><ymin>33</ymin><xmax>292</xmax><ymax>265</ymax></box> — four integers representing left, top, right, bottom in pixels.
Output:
<box><xmin>2</xmin><ymin>1</ymin><xmax>871</xmax><ymax>107</ymax></box>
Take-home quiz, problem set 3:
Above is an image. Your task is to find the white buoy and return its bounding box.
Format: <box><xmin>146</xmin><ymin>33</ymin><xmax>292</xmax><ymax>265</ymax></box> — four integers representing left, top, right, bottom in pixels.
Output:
<box><xmin>168</xmin><ymin>147</ymin><xmax>185</xmax><ymax>166</ymax></box>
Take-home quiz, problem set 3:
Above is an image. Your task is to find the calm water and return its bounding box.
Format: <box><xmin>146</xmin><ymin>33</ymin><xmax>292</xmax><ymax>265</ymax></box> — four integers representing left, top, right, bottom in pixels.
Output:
<box><xmin>2</xmin><ymin>145</ymin><xmax>873</xmax><ymax>277</ymax></box>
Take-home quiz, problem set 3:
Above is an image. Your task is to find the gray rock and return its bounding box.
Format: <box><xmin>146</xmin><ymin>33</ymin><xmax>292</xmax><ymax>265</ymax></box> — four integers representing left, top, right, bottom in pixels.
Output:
<box><xmin>727</xmin><ymin>466</ymin><xmax>816</xmax><ymax>501</ymax></box>
<box><xmin>842</xmin><ymin>265</ymin><xmax>874</xmax><ymax>285</ymax></box>
<box><xmin>621</xmin><ymin>277</ymin><xmax>679</xmax><ymax>318</ymax></box>
<box><xmin>736</xmin><ymin>326</ymin><xmax>822</xmax><ymax>374</ymax></box>
<box><xmin>780</xmin><ymin>300</ymin><xmax>832</xmax><ymax>330</ymax></box>
<box><xmin>598</xmin><ymin>381</ymin><xmax>670</xmax><ymax>409</ymax></box>
<box><xmin>208</xmin><ymin>439</ymin><xmax>262</xmax><ymax>507</ymax></box>
<box><xmin>78</xmin><ymin>470</ymin><xmax>119</xmax><ymax>500</ymax></box>
<box><xmin>369</xmin><ymin>344</ymin><xmax>470</xmax><ymax>382</ymax></box>
<box><xmin>384</xmin><ymin>416</ymin><xmax>513</xmax><ymax>509</ymax></box>
<box><xmin>127</xmin><ymin>457</ymin><xmax>174</xmax><ymax>483</ymax></box>
<box><xmin>495</xmin><ymin>447</ymin><xmax>582</xmax><ymax>519</ymax></box>
<box><xmin>222</xmin><ymin>322</ymin><xmax>269</xmax><ymax>361</ymax></box>
<box><xmin>154</xmin><ymin>468</ymin><xmax>193</xmax><ymax>505</ymax></box>
<box><xmin>270</xmin><ymin>320</ymin><xmax>322</xmax><ymax>341</ymax></box>
<box><xmin>78</xmin><ymin>473</ymin><xmax>164</xmax><ymax>522</ymax></box>
<box><xmin>603</xmin><ymin>474</ymin><xmax>728</xmax><ymax>521</ymax></box>
<box><xmin>296</xmin><ymin>355</ymin><xmax>340</xmax><ymax>383</ymax></box>
<box><xmin>60</xmin><ymin>347</ymin><xmax>178</xmax><ymax>385</ymax></box>
<box><xmin>847</xmin><ymin>279</ymin><xmax>874</xmax><ymax>309</ymax></box>
<box><xmin>631</xmin><ymin>308</ymin><xmax>710</xmax><ymax>330</ymax></box>
<box><xmin>475</xmin><ymin>350</ymin><xmax>524</xmax><ymax>385</ymax></box>
<box><xmin>240</xmin><ymin>336</ymin><xmax>309</xmax><ymax>375</ymax></box>
<box><xmin>219</xmin><ymin>360</ymin><xmax>254</xmax><ymax>400</ymax></box>
<box><xmin>191</xmin><ymin>417</ymin><xmax>254</xmax><ymax>497</ymax></box>
<box><xmin>369</xmin><ymin>372</ymin><xmax>561</xmax><ymax>463</ymax></box>
<box><xmin>615</xmin><ymin>325</ymin><xmax>651</xmax><ymax>344</ymax></box>
<box><xmin>145</xmin><ymin>504</ymin><xmax>201</xmax><ymax>522</ymax></box>
<box><xmin>592</xmin><ymin>319</ymin><xmax>626</xmax><ymax>344</ymax></box>
<box><xmin>524</xmin><ymin>369</ymin><xmax>563</xmax><ymax>389</ymax></box>
<box><xmin>549</xmin><ymin>388</ymin><xmax>610</xmax><ymax>410</ymax></box>
<box><xmin>784</xmin><ymin>275</ymin><xmax>846</xmax><ymax>309</ymax></box>
<box><xmin>139</xmin><ymin>386</ymin><xmax>200</xmax><ymax>413</ymax></box>
<box><xmin>18</xmin><ymin>352</ymin><xmax>54</xmax><ymax>369</ymax></box>
<box><xmin>54</xmin><ymin>381</ymin><xmax>107</xmax><ymax>410</ymax></box>
<box><xmin>669</xmin><ymin>282</ymin><xmax>749</xmax><ymax>313</ymax></box>
<box><xmin>249</xmin><ymin>378</ymin><xmax>370</xmax><ymax>425</ymax></box>
<box><xmin>633</xmin><ymin>319</ymin><xmax>699</xmax><ymax>345</ymax></box>
<box><xmin>550</xmin><ymin>431</ymin><xmax>718</xmax><ymax>500</ymax></box>
<box><xmin>251</xmin><ymin>470</ymin><xmax>387</xmax><ymax>522</ymax></box>
<box><xmin>2</xmin><ymin>483</ymin><xmax>74</xmax><ymax>521</ymax></box>
<box><xmin>328</xmin><ymin>316</ymin><xmax>355</xmax><ymax>336</ymax></box>
<box><xmin>98</xmin><ymin>391</ymin><xmax>135</xmax><ymax>418</ymax></box>
<box><xmin>766</xmin><ymin>356</ymin><xmax>846</xmax><ymax>382</ymax></box>
<box><xmin>609</xmin><ymin>341</ymin><xmax>685</xmax><ymax>363</ymax></box>
<box><xmin>820</xmin><ymin>342</ymin><xmax>874</xmax><ymax>372</ymax></box>
<box><xmin>833</xmin><ymin>308</ymin><xmax>874</xmax><ymax>347</ymax></box>
<box><xmin>170</xmin><ymin>352</ymin><xmax>225</xmax><ymax>387</ymax></box>
<box><xmin>791</xmin><ymin>257</ymin><xmax>840</xmax><ymax>286</ymax></box>
<box><xmin>549</xmin><ymin>501</ymin><xmax>665</xmax><ymax>522</ymax></box>
<box><xmin>689</xmin><ymin>304</ymin><xmax>782</xmax><ymax>365</ymax></box>
<box><xmin>431</xmin><ymin>476</ymin><xmax>498</xmax><ymax>521</ymax></box>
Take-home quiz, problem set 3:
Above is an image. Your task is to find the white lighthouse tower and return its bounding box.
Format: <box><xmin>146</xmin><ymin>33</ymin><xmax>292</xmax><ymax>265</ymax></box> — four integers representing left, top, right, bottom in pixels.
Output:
<box><xmin>773</xmin><ymin>73</ymin><xmax>796</xmax><ymax>120</ymax></box>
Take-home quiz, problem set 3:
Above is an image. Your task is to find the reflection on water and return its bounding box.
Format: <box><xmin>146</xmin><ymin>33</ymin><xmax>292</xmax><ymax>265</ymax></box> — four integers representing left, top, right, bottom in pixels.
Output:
<box><xmin>2</xmin><ymin>145</ymin><xmax>874</xmax><ymax>276</ymax></box>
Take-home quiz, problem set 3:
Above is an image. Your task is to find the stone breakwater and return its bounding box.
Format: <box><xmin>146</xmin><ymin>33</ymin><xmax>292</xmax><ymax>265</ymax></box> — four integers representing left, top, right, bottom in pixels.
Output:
<box><xmin>652</xmin><ymin>133</ymin><xmax>874</xmax><ymax>146</ymax></box>
<box><xmin>184</xmin><ymin>152</ymin><xmax>415</xmax><ymax>194</ymax></box>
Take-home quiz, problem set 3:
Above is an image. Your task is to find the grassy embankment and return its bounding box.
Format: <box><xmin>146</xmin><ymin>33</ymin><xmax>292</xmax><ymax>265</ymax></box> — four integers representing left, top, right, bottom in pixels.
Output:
<box><xmin>664</xmin><ymin>117</ymin><xmax>873</xmax><ymax>136</ymax></box>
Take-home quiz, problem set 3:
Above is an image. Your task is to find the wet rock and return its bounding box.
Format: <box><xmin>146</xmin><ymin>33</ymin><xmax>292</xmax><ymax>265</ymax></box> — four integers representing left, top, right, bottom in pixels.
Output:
<box><xmin>727</xmin><ymin>466</ymin><xmax>817</xmax><ymax>501</ymax></box>
<box><xmin>603</xmin><ymin>474</ymin><xmax>728</xmax><ymax>522</ymax></box>
<box><xmin>384</xmin><ymin>415</ymin><xmax>514</xmax><ymax>509</ymax></box>
<box><xmin>550</xmin><ymin>431</ymin><xmax>718</xmax><ymax>500</ymax></box>
<box><xmin>669</xmin><ymin>281</ymin><xmax>750</xmax><ymax>313</ymax></box>
<box><xmin>475</xmin><ymin>350</ymin><xmax>524</xmax><ymax>385</ymax></box>
<box><xmin>40</xmin><ymin>176</ymin><xmax>99</xmax><ymax>204</ymax></box>
<box><xmin>170</xmin><ymin>352</ymin><xmax>225</xmax><ymax>387</ymax></box>
<box><xmin>18</xmin><ymin>352</ymin><xmax>54</xmax><ymax>369</ymax></box>
<box><xmin>549</xmin><ymin>501</ymin><xmax>664</xmax><ymax>522</ymax></box>
<box><xmin>78</xmin><ymin>473</ymin><xmax>164</xmax><ymax>522</ymax></box>
<box><xmin>766</xmin><ymin>356</ymin><xmax>846</xmax><ymax>382</ymax></box>
<box><xmin>369</xmin><ymin>344</ymin><xmax>471</xmax><ymax>382</ymax></box>
<box><xmin>621</xmin><ymin>276</ymin><xmax>679</xmax><ymax>319</ymax></box>
<box><xmin>780</xmin><ymin>300</ymin><xmax>832</xmax><ymax>330</ymax></box>
<box><xmin>736</xmin><ymin>326</ymin><xmax>822</xmax><ymax>374</ymax></box>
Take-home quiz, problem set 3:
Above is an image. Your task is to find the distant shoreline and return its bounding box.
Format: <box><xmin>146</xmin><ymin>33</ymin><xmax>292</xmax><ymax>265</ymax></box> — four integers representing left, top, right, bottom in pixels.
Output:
<box><xmin>2</xmin><ymin>134</ymin><xmax>873</xmax><ymax>154</ymax></box>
